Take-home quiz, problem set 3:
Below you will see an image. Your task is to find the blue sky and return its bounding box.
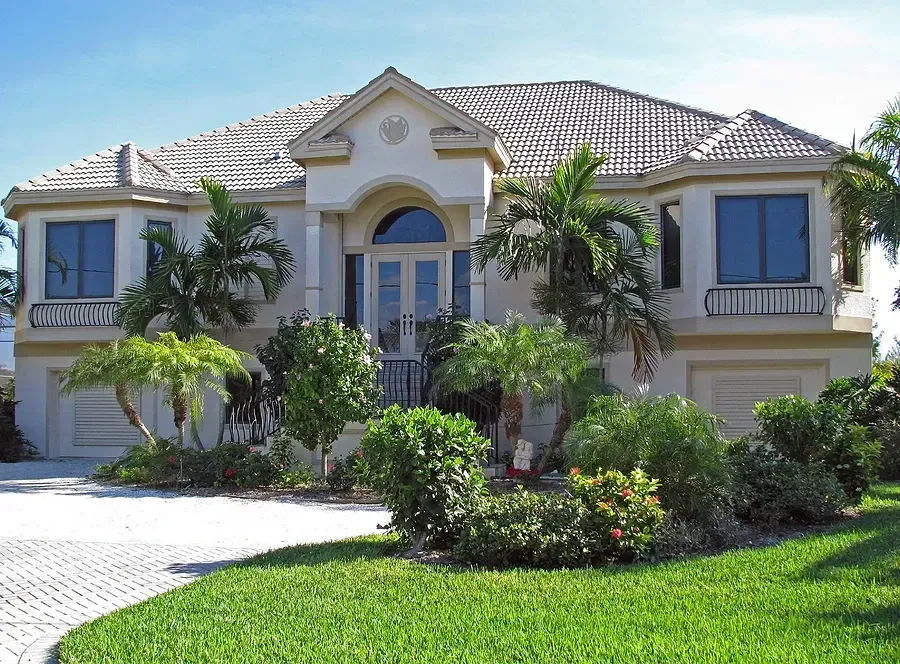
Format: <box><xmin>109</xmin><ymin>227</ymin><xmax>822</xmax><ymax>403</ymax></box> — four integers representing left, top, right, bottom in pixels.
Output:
<box><xmin>2</xmin><ymin>0</ymin><xmax>899</xmax><ymax>357</ymax></box>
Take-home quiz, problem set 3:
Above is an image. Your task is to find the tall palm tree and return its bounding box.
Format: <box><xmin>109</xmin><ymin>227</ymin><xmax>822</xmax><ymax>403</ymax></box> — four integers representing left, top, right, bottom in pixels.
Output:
<box><xmin>432</xmin><ymin>311</ymin><xmax>587</xmax><ymax>447</ymax></box>
<box><xmin>116</xmin><ymin>177</ymin><xmax>295</xmax><ymax>337</ymax></box>
<box><xmin>825</xmin><ymin>97</ymin><xmax>900</xmax><ymax>283</ymax></box>
<box><xmin>60</xmin><ymin>339</ymin><xmax>157</xmax><ymax>446</ymax></box>
<box><xmin>472</xmin><ymin>142</ymin><xmax>674</xmax><ymax>382</ymax></box>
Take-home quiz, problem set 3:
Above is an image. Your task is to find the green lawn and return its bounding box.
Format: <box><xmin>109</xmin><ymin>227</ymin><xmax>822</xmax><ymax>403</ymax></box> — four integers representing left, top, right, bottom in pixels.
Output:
<box><xmin>60</xmin><ymin>486</ymin><xmax>900</xmax><ymax>664</ymax></box>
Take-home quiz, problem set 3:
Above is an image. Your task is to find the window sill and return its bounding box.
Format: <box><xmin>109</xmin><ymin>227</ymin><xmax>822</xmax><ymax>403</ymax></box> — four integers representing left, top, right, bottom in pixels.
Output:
<box><xmin>841</xmin><ymin>283</ymin><xmax>864</xmax><ymax>292</ymax></box>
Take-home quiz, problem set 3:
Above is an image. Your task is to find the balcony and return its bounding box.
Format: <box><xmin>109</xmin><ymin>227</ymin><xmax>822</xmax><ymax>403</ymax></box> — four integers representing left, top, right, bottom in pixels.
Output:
<box><xmin>704</xmin><ymin>286</ymin><xmax>826</xmax><ymax>317</ymax></box>
<box><xmin>28</xmin><ymin>302</ymin><xmax>119</xmax><ymax>328</ymax></box>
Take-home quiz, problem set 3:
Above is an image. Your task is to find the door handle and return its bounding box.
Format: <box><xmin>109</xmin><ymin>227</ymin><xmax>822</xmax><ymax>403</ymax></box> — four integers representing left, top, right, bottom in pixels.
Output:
<box><xmin>401</xmin><ymin>314</ymin><xmax>407</xmax><ymax>336</ymax></box>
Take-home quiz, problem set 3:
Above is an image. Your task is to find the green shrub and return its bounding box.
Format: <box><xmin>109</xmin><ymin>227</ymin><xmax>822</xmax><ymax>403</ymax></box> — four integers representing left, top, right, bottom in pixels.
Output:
<box><xmin>874</xmin><ymin>420</ymin><xmax>900</xmax><ymax>481</ymax></box>
<box><xmin>652</xmin><ymin>509</ymin><xmax>741</xmax><ymax>558</ymax></box>
<box><xmin>95</xmin><ymin>439</ymin><xmax>284</xmax><ymax>488</ymax></box>
<box><xmin>753</xmin><ymin>396</ymin><xmax>880</xmax><ymax>500</ymax></box>
<box><xmin>275</xmin><ymin>464</ymin><xmax>316</xmax><ymax>488</ymax></box>
<box><xmin>726</xmin><ymin>440</ymin><xmax>849</xmax><ymax>524</ymax></box>
<box><xmin>453</xmin><ymin>490</ymin><xmax>590</xmax><ymax>568</ymax></box>
<box><xmin>326</xmin><ymin>449</ymin><xmax>364</xmax><ymax>492</ymax></box>
<box><xmin>361</xmin><ymin>405</ymin><xmax>489</xmax><ymax>551</ymax></box>
<box><xmin>565</xmin><ymin>394</ymin><xmax>731</xmax><ymax>520</ymax></box>
<box><xmin>257</xmin><ymin>312</ymin><xmax>380</xmax><ymax>469</ymax></box>
<box><xmin>268</xmin><ymin>430</ymin><xmax>296</xmax><ymax>470</ymax></box>
<box><xmin>567</xmin><ymin>468</ymin><xmax>665</xmax><ymax>559</ymax></box>
<box><xmin>0</xmin><ymin>380</ymin><xmax>38</xmax><ymax>462</ymax></box>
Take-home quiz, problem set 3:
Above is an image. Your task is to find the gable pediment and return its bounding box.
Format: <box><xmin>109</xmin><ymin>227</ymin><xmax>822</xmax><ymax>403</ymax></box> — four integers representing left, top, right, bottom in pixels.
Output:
<box><xmin>288</xmin><ymin>67</ymin><xmax>510</xmax><ymax>170</ymax></box>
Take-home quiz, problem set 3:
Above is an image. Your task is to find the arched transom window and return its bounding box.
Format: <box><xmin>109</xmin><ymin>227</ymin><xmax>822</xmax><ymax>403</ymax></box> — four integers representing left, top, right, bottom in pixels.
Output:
<box><xmin>372</xmin><ymin>206</ymin><xmax>446</xmax><ymax>244</ymax></box>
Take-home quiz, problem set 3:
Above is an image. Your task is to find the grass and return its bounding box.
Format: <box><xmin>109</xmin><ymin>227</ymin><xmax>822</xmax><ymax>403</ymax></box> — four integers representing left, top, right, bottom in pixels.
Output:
<box><xmin>59</xmin><ymin>485</ymin><xmax>900</xmax><ymax>664</ymax></box>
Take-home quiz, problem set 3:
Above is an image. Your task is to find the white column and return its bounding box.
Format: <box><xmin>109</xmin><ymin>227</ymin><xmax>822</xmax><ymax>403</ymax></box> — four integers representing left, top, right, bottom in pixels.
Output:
<box><xmin>319</xmin><ymin>214</ymin><xmax>343</xmax><ymax>316</ymax></box>
<box><xmin>468</xmin><ymin>202</ymin><xmax>487</xmax><ymax>321</ymax></box>
<box><xmin>305</xmin><ymin>210</ymin><xmax>322</xmax><ymax>316</ymax></box>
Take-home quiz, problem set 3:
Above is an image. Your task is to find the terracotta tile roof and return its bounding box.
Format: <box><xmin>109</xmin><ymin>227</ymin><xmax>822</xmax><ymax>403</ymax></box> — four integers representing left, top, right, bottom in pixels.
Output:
<box><xmin>7</xmin><ymin>81</ymin><xmax>843</xmax><ymax>199</ymax></box>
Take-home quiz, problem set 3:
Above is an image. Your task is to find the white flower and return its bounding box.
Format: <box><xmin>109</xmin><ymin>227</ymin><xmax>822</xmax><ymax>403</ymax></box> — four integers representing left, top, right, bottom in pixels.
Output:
<box><xmin>317</xmin><ymin>347</ymin><xmax>326</xmax><ymax>354</ymax></box>
<box><xmin>364</xmin><ymin>333</ymin><xmax>373</xmax><ymax>341</ymax></box>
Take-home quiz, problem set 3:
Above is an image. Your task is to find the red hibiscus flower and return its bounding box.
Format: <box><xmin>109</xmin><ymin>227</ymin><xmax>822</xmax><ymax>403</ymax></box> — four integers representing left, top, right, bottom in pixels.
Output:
<box><xmin>611</xmin><ymin>528</ymin><xmax>623</xmax><ymax>540</ymax></box>
<box><xmin>621</xmin><ymin>488</ymin><xmax>632</xmax><ymax>498</ymax></box>
<box><xmin>168</xmin><ymin>455</ymin><xmax>176</xmax><ymax>464</ymax></box>
<box><xmin>650</xmin><ymin>495</ymin><xmax>660</xmax><ymax>504</ymax></box>
<box><xmin>224</xmin><ymin>467</ymin><xmax>236</xmax><ymax>480</ymax></box>
<box><xmin>570</xmin><ymin>467</ymin><xmax>581</xmax><ymax>476</ymax></box>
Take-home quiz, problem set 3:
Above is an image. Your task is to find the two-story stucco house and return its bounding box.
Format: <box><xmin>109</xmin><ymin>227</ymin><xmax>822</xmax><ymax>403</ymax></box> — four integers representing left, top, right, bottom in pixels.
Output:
<box><xmin>2</xmin><ymin>67</ymin><xmax>872</xmax><ymax>460</ymax></box>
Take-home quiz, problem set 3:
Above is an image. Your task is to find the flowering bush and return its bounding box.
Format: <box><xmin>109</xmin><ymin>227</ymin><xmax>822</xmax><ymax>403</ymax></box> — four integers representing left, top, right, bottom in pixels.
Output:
<box><xmin>567</xmin><ymin>467</ymin><xmax>665</xmax><ymax>560</ymax></box>
<box><xmin>325</xmin><ymin>448</ymin><xmax>364</xmax><ymax>492</ymax></box>
<box><xmin>361</xmin><ymin>405</ymin><xmax>489</xmax><ymax>552</ymax></box>
<box><xmin>257</xmin><ymin>311</ymin><xmax>380</xmax><ymax>471</ymax></box>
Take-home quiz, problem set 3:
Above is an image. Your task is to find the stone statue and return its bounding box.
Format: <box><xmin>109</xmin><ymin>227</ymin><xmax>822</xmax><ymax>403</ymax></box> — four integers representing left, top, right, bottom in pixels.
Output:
<box><xmin>513</xmin><ymin>439</ymin><xmax>533</xmax><ymax>471</ymax></box>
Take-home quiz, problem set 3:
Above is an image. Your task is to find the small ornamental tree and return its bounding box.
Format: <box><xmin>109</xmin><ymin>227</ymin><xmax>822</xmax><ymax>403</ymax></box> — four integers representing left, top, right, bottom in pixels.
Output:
<box><xmin>260</xmin><ymin>312</ymin><xmax>380</xmax><ymax>472</ymax></box>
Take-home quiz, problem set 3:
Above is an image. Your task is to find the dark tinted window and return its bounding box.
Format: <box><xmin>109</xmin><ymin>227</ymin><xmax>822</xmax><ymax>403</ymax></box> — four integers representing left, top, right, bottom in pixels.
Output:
<box><xmin>45</xmin><ymin>220</ymin><xmax>114</xmax><ymax>298</ymax></box>
<box><xmin>660</xmin><ymin>202</ymin><xmax>681</xmax><ymax>289</ymax></box>
<box><xmin>146</xmin><ymin>220</ymin><xmax>172</xmax><ymax>277</ymax></box>
<box><xmin>344</xmin><ymin>254</ymin><xmax>364</xmax><ymax>328</ymax></box>
<box><xmin>452</xmin><ymin>251</ymin><xmax>471</xmax><ymax>316</ymax></box>
<box><xmin>716</xmin><ymin>195</ymin><xmax>809</xmax><ymax>284</ymax></box>
<box><xmin>373</xmin><ymin>207</ymin><xmax>446</xmax><ymax>244</ymax></box>
<box><xmin>842</xmin><ymin>238</ymin><xmax>860</xmax><ymax>285</ymax></box>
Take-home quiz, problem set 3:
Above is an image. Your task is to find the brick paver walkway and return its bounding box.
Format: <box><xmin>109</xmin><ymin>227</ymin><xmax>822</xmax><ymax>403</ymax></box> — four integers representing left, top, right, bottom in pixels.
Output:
<box><xmin>0</xmin><ymin>460</ymin><xmax>386</xmax><ymax>662</ymax></box>
<box><xmin>0</xmin><ymin>539</ymin><xmax>253</xmax><ymax>663</ymax></box>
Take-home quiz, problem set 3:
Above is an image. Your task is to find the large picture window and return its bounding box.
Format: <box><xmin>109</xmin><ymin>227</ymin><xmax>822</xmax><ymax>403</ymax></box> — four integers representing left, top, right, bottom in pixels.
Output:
<box><xmin>45</xmin><ymin>220</ymin><xmax>115</xmax><ymax>298</ymax></box>
<box><xmin>716</xmin><ymin>195</ymin><xmax>809</xmax><ymax>284</ymax></box>
<box><xmin>660</xmin><ymin>202</ymin><xmax>681</xmax><ymax>289</ymax></box>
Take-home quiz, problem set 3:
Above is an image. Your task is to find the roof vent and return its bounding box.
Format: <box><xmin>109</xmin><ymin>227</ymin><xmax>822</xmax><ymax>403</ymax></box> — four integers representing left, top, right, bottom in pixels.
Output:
<box><xmin>274</xmin><ymin>150</ymin><xmax>282</xmax><ymax>160</ymax></box>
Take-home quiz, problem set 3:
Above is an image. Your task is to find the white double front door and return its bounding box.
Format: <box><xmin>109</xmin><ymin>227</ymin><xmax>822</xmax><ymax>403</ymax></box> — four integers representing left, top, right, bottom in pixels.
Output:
<box><xmin>372</xmin><ymin>252</ymin><xmax>446</xmax><ymax>360</ymax></box>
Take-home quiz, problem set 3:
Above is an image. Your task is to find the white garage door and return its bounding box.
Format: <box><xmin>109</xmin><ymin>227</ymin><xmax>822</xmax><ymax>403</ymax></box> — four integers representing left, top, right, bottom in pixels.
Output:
<box><xmin>691</xmin><ymin>364</ymin><xmax>826</xmax><ymax>438</ymax></box>
<box><xmin>57</xmin><ymin>386</ymin><xmax>142</xmax><ymax>457</ymax></box>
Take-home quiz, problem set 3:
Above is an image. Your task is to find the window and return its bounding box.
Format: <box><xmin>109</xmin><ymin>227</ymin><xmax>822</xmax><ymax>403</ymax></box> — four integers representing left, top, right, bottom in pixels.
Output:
<box><xmin>146</xmin><ymin>220</ymin><xmax>172</xmax><ymax>277</ymax></box>
<box><xmin>344</xmin><ymin>254</ymin><xmax>364</xmax><ymax>327</ymax></box>
<box><xmin>45</xmin><ymin>220</ymin><xmax>115</xmax><ymax>298</ymax></box>
<box><xmin>716</xmin><ymin>195</ymin><xmax>809</xmax><ymax>284</ymax></box>
<box><xmin>373</xmin><ymin>207</ymin><xmax>446</xmax><ymax>244</ymax></box>
<box><xmin>452</xmin><ymin>251</ymin><xmax>471</xmax><ymax>315</ymax></box>
<box><xmin>660</xmin><ymin>202</ymin><xmax>681</xmax><ymax>289</ymax></box>
<box><xmin>842</xmin><ymin>238</ymin><xmax>860</xmax><ymax>286</ymax></box>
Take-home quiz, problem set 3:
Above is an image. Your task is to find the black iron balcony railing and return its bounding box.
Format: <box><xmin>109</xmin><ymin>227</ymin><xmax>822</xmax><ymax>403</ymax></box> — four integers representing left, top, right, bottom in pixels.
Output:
<box><xmin>704</xmin><ymin>286</ymin><xmax>826</xmax><ymax>316</ymax></box>
<box><xmin>377</xmin><ymin>359</ymin><xmax>425</xmax><ymax>410</ymax></box>
<box><xmin>226</xmin><ymin>390</ymin><xmax>285</xmax><ymax>446</ymax></box>
<box><xmin>29</xmin><ymin>301</ymin><xmax>119</xmax><ymax>328</ymax></box>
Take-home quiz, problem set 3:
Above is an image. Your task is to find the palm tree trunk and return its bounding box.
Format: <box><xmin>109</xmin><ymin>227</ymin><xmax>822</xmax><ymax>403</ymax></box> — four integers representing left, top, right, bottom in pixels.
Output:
<box><xmin>500</xmin><ymin>392</ymin><xmax>523</xmax><ymax>446</ymax></box>
<box><xmin>173</xmin><ymin>393</ymin><xmax>188</xmax><ymax>449</ymax></box>
<box><xmin>537</xmin><ymin>405</ymin><xmax>571</xmax><ymax>473</ymax></box>
<box><xmin>114</xmin><ymin>384</ymin><xmax>154</xmax><ymax>447</ymax></box>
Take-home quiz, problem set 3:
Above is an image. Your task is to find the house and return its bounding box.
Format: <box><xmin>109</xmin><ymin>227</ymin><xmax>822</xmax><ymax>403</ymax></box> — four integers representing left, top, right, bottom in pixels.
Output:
<box><xmin>2</xmin><ymin>67</ymin><xmax>872</xmax><ymax>460</ymax></box>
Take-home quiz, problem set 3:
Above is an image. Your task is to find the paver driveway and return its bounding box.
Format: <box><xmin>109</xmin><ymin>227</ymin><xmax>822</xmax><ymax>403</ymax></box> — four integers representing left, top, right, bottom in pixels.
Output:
<box><xmin>0</xmin><ymin>460</ymin><xmax>387</xmax><ymax>663</ymax></box>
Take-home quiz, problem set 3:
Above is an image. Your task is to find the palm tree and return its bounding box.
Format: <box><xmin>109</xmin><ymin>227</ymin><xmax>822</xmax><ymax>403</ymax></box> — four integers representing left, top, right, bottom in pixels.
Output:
<box><xmin>471</xmin><ymin>142</ymin><xmax>674</xmax><ymax>382</ymax></box>
<box><xmin>61</xmin><ymin>333</ymin><xmax>249</xmax><ymax>449</ymax></box>
<box><xmin>134</xmin><ymin>333</ymin><xmax>250</xmax><ymax>448</ymax></box>
<box><xmin>60</xmin><ymin>339</ymin><xmax>157</xmax><ymax>446</ymax></box>
<box><xmin>433</xmin><ymin>311</ymin><xmax>587</xmax><ymax>447</ymax></box>
<box><xmin>825</xmin><ymin>97</ymin><xmax>900</xmax><ymax>287</ymax></box>
<box><xmin>0</xmin><ymin>219</ymin><xmax>20</xmax><ymax>329</ymax></box>
<box><xmin>116</xmin><ymin>177</ymin><xmax>295</xmax><ymax>338</ymax></box>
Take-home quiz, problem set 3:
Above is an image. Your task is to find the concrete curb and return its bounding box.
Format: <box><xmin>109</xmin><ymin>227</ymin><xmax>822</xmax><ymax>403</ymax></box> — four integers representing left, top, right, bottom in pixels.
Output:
<box><xmin>18</xmin><ymin>627</ymin><xmax>68</xmax><ymax>664</ymax></box>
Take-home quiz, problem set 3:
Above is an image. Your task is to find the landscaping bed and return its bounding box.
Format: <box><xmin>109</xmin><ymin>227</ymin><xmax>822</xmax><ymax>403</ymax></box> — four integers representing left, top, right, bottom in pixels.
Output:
<box><xmin>58</xmin><ymin>484</ymin><xmax>900</xmax><ymax>664</ymax></box>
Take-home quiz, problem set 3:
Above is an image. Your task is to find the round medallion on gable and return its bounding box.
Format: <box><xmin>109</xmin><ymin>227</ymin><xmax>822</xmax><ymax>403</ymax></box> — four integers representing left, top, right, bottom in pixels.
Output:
<box><xmin>379</xmin><ymin>115</ymin><xmax>409</xmax><ymax>144</ymax></box>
